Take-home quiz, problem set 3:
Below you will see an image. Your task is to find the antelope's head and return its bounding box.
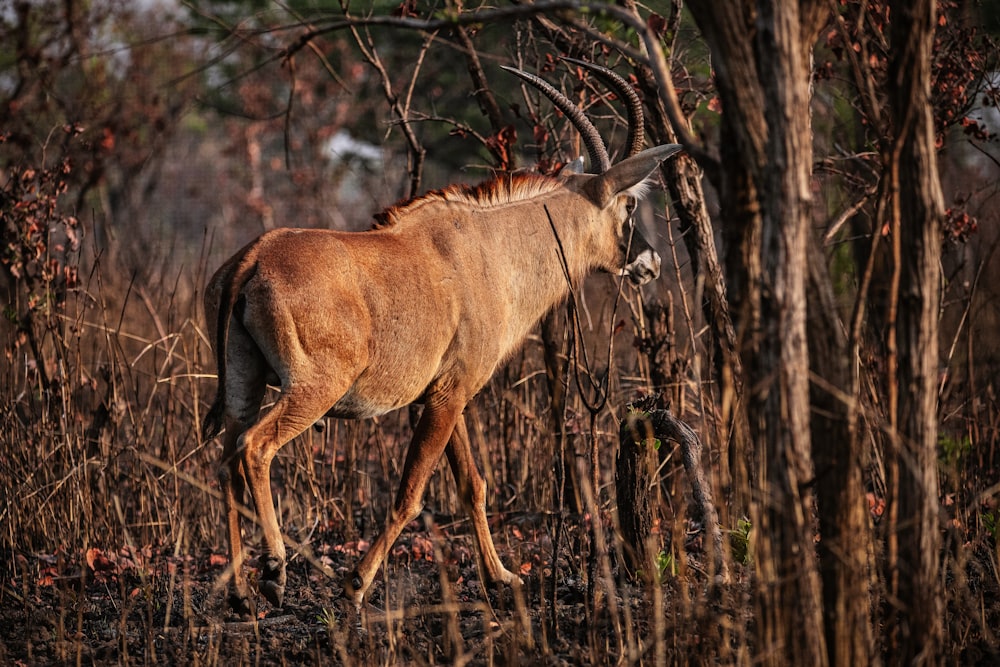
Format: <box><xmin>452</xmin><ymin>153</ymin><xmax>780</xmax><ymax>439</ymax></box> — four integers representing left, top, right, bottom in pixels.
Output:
<box><xmin>503</xmin><ymin>61</ymin><xmax>682</xmax><ymax>286</ymax></box>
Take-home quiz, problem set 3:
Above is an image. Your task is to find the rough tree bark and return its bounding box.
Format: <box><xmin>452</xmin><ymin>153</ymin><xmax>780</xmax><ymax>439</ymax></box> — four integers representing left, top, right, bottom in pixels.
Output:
<box><xmin>685</xmin><ymin>1</ymin><xmax>767</xmax><ymax>526</ymax></box>
<box><xmin>684</xmin><ymin>1</ymin><xmax>831</xmax><ymax>664</ymax></box>
<box><xmin>750</xmin><ymin>4</ymin><xmax>828</xmax><ymax>664</ymax></box>
<box><xmin>619</xmin><ymin>0</ymin><xmax>748</xmax><ymax>524</ymax></box>
<box><xmin>884</xmin><ymin>0</ymin><xmax>945</xmax><ymax>662</ymax></box>
<box><xmin>808</xmin><ymin>237</ymin><xmax>877</xmax><ymax>667</ymax></box>
<box><xmin>635</xmin><ymin>71</ymin><xmax>749</xmax><ymax>519</ymax></box>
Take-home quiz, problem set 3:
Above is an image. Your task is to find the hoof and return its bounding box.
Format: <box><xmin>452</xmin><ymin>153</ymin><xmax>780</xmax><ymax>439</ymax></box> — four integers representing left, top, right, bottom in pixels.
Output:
<box><xmin>334</xmin><ymin>596</ymin><xmax>367</xmax><ymax>644</ymax></box>
<box><xmin>481</xmin><ymin>570</ymin><xmax>523</xmax><ymax>608</ymax></box>
<box><xmin>353</xmin><ymin>613</ymin><xmax>368</xmax><ymax>642</ymax></box>
<box><xmin>341</xmin><ymin>571</ymin><xmax>365</xmax><ymax>608</ymax></box>
<box><xmin>501</xmin><ymin>570</ymin><xmax>524</xmax><ymax>587</ymax></box>
<box><xmin>228</xmin><ymin>592</ymin><xmax>255</xmax><ymax>619</ymax></box>
<box><xmin>260</xmin><ymin>558</ymin><xmax>286</xmax><ymax>608</ymax></box>
<box><xmin>484</xmin><ymin>569</ymin><xmax>523</xmax><ymax>589</ymax></box>
<box><xmin>260</xmin><ymin>579</ymin><xmax>285</xmax><ymax>608</ymax></box>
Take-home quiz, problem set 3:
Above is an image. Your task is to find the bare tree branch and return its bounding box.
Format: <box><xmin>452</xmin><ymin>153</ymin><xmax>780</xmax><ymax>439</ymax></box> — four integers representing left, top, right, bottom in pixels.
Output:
<box><xmin>274</xmin><ymin>1</ymin><xmax>715</xmax><ymax>170</ymax></box>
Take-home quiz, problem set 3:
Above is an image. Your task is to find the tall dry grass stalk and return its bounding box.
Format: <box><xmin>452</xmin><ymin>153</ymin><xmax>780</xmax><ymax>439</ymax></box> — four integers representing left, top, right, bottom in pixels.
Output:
<box><xmin>9</xmin><ymin>195</ymin><xmax>995</xmax><ymax>665</ymax></box>
<box><xmin>0</xmin><ymin>209</ymin><xmax>756</xmax><ymax>663</ymax></box>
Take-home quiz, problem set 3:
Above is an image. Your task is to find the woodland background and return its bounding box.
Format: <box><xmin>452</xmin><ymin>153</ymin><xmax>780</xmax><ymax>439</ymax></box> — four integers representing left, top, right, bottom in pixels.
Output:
<box><xmin>1</xmin><ymin>0</ymin><xmax>999</xmax><ymax>665</ymax></box>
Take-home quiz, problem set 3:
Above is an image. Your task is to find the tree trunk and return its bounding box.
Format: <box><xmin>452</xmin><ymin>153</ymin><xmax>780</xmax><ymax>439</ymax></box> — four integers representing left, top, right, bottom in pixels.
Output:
<box><xmin>808</xmin><ymin>238</ymin><xmax>877</xmax><ymax>667</ymax></box>
<box><xmin>616</xmin><ymin>412</ymin><xmax>660</xmax><ymax>580</ymax></box>
<box><xmin>636</xmin><ymin>70</ymin><xmax>748</xmax><ymax>519</ymax></box>
<box><xmin>747</xmin><ymin>3</ymin><xmax>827</xmax><ymax>664</ymax></box>
<box><xmin>884</xmin><ymin>0</ymin><xmax>945</xmax><ymax>662</ymax></box>
<box><xmin>685</xmin><ymin>2</ymin><xmax>831</xmax><ymax>664</ymax></box>
<box><xmin>687</xmin><ymin>0</ymin><xmax>766</xmax><ymax>541</ymax></box>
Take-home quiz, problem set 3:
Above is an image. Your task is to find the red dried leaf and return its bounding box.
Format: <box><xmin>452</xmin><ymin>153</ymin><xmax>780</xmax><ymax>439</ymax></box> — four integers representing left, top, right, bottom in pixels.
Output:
<box><xmin>37</xmin><ymin>566</ymin><xmax>58</xmax><ymax>587</ymax></box>
<box><xmin>410</xmin><ymin>535</ymin><xmax>435</xmax><ymax>561</ymax></box>
<box><xmin>866</xmin><ymin>492</ymin><xmax>885</xmax><ymax>518</ymax></box>
<box><xmin>86</xmin><ymin>547</ymin><xmax>117</xmax><ymax>574</ymax></box>
<box><xmin>647</xmin><ymin>13</ymin><xmax>667</xmax><ymax>38</ymax></box>
<box><xmin>391</xmin><ymin>0</ymin><xmax>419</xmax><ymax>18</ymax></box>
<box><xmin>533</xmin><ymin>124</ymin><xmax>550</xmax><ymax>145</ymax></box>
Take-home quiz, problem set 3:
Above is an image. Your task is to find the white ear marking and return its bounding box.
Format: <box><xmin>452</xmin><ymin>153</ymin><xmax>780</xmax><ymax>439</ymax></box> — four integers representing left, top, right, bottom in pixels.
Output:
<box><xmin>626</xmin><ymin>176</ymin><xmax>656</xmax><ymax>201</ymax></box>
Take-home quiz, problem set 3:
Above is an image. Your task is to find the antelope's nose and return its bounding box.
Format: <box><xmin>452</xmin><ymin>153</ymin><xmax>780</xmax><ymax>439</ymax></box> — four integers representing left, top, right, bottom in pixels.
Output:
<box><xmin>625</xmin><ymin>249</ymin><xmax>661</xmax><ymax>286</ymax></box>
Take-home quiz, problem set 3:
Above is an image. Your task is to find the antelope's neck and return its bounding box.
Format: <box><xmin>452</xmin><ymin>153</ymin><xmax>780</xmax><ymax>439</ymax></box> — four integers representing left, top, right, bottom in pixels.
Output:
<box><xmin>493</xmin><ymin>203</ymin><xmax>595</xmax><ymax>327</ymax></box>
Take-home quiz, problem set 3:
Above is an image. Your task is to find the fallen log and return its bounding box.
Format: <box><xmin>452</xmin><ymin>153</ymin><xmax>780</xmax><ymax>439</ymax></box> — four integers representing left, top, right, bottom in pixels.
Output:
<box><xmin>617</xmin><ymin>404</ymin><xmax>728</xmax><ymax>583</ymax></box>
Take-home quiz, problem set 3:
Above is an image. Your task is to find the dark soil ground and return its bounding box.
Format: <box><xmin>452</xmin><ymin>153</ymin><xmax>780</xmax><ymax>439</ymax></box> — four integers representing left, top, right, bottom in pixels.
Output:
<box><xmin>5</xmin><ymin>503</ymin><xmax>1000</xmax><ymax>664</ymax></box>
<box><xmin>1</xmin><ymin>512</ymin><xmax>704</xmax><ymax>665</ymax></box>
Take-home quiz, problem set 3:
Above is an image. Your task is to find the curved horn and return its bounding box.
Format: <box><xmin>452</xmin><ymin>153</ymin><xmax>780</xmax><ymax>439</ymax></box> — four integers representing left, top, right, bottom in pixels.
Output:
<box><xmin>501</xmin><ymin>65</ymin><xmax>611</xmax><ymax>173</ymax></box>
<box><xmin>561</xmin><ymin>57</ymin><xmax>645</xmax><ymax>158</ymax></box>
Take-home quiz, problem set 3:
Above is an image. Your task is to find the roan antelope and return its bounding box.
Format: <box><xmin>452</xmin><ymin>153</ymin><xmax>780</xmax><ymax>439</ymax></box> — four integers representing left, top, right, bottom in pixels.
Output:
<box><xmin>202</xmin><ymin>63</ymin><xmax>683</xmax><ymax>616</ymax></box>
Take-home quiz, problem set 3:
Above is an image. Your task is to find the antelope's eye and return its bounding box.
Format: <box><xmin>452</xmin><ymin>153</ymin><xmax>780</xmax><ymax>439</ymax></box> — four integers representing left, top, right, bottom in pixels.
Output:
<box><xmin>625</xmin><ymin>197</ymin><xmax>638</xmax><ymax>217</ymax></box>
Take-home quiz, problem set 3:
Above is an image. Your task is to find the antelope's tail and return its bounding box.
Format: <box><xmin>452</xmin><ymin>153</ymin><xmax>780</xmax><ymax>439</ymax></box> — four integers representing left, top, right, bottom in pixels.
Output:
<box><xmin>202</xmin><ymin>249</ymin><xmax>259</xmax><ymax>442</ymax></box>
<box><xmin>202</xmin><ymin>392</ymin><xmax>226</xmax><ymax>442</ymax></box>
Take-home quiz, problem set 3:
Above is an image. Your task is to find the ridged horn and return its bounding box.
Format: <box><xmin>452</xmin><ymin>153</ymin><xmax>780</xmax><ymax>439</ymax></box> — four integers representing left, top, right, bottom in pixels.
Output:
<box><xmin>561</xmin><ymin>57</ymin><xmax>645</xmax><ymax>158</ymax></box>
<box><xmin>501</xmin><ymin>65</ymin><xmax>611</xmax><ymax>173</ymax></box>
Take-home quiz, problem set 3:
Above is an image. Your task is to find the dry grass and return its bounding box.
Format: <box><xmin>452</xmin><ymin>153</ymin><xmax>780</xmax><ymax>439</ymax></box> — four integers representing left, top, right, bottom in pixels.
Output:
<box><xmin>1</xmin><ymin>229</ymin><xmax>997</xmax><ymax>665</ymax></box>
<box><xmin>1</xmin><ymin>234</ymin><xmax>749</xmax><ymax>664</ymax></box>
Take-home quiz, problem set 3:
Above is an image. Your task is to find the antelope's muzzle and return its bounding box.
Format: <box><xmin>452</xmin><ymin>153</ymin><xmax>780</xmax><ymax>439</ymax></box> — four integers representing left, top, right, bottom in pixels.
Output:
<box><xmin>623</xmin><ymin>248</ymin><xmax>661</xmax><ymax>286</ymax></box>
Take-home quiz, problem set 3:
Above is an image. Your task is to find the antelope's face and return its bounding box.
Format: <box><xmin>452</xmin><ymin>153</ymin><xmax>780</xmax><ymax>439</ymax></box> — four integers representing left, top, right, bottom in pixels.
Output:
<box><xmin>616</xmin><ymin>195</ymin><xmax>661</xmax><ymax>286</ymax></box>
<box><xmin>572</xmin><ymin>174</ymin><xmax>664</xmax><ymax>287</ymax></box>
<box><xmin>560</xmin><ymin>143</ymin><xmax>680</xmax><ymax>288</ymax></box>
<box><xmin>505</xmin><ymin>63</ymin><xmax>679</xmax><ymax>289</ymax></box>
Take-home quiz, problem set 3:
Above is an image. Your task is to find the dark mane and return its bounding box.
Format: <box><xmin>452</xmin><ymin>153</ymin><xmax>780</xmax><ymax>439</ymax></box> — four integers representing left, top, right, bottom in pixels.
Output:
<box><xmin>373</xmin><ymin>173</ymin><xmax>562</xmax><ymax>228</ymax></box>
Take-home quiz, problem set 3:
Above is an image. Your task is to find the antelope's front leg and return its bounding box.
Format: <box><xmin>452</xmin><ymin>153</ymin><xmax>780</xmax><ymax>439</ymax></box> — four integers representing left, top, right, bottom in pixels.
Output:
<box><xmin>343</xmin><ymin>397</ymin><xmax>463</xmax><ymax>608</ymax></box>
<box><xmin>445</xmin><ymin>415</ymin><xmax>521</xmax><ymax>589</ymax></box>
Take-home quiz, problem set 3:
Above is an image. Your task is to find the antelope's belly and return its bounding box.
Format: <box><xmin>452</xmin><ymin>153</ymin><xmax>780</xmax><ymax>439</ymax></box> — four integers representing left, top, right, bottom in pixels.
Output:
<box><xmin>323</xmin><ymin>372</ymin><xmax>429</xmax><ymax>420</ymax></box>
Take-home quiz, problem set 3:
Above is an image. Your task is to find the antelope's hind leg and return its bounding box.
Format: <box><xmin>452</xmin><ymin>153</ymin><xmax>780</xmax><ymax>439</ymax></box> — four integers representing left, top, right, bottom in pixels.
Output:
<box><xmin>446</xmin><ymin>415</ymin><xmax>521</xmax><ymax>590</ymax></box>
<box><xmin>215</xmin><ymin>319</ymin><xmax>269</xmax><ymax>617</ymax></box>
<box><xmin>219</xmin><ymin>416</ymin><xmax>255</xmax><ymax>617</ymax></box>
<box><xmin>239</xmin><ymin>384</ymin><xmax>339</xmax><ymax>608</ymax></box>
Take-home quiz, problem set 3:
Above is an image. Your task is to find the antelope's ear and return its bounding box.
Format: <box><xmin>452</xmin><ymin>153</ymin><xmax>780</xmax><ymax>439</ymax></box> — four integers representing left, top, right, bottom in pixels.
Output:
<box><xmin>584</xmin><ymin>144</ymin><xmax>683</xmax><ymax>207</ymax></box>
<box><xmin>558</xmin><ymin>156</ymin><xmax>586</xmax><ymax>176</ymax></box>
